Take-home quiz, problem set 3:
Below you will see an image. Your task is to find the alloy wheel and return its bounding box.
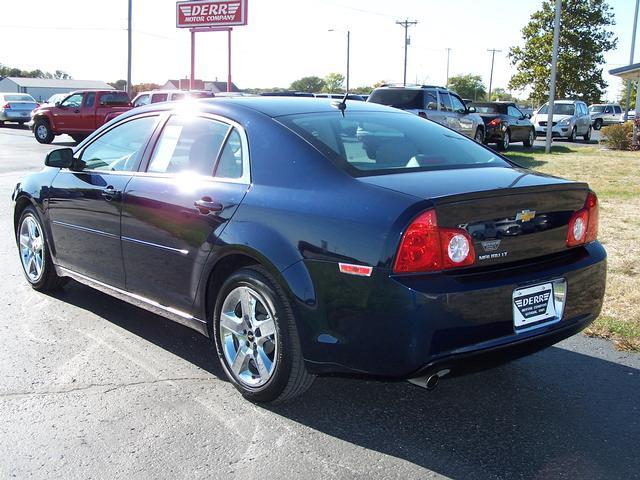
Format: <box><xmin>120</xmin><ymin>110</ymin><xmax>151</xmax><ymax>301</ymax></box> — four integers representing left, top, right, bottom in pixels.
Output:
<box><xmin>219</xmin><ymin>286</ymin><xmax>278</xmax><ymax>387</ymax></box>
<box><xmin>36</xmin><ymin>124</ymin><xmax>48</xmax><ymax>141</ymax></box>
<box><xmin>19</xmin><ymin>215</ymin><xmax>45</xmax><ymax>283</ymax></box>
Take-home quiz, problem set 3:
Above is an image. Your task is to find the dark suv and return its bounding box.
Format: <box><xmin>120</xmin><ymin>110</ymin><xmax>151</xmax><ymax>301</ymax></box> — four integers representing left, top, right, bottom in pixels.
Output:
<box><xmin>367</xmin><ymin>85</ymin><xmax>485</xmax><ymax>142</ymax></box>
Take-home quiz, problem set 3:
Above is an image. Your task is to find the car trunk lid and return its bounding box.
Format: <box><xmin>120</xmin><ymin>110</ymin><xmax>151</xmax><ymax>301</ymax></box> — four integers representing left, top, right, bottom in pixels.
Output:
<box><xmin>360</xmin><ymin>166</ymin><xmax>589</xmax><ymax>267</ymax></box>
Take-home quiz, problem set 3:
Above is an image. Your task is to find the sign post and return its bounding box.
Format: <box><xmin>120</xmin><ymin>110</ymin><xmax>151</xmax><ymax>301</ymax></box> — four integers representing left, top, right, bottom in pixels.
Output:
<box><xmin>176</xmin><ymin>0</ymin><xmax>248</xmax><ymax>92</ymax></box>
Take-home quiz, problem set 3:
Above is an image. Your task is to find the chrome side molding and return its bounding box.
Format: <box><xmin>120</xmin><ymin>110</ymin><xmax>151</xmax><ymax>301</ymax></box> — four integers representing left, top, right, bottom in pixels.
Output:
<box><xmin>57</xmin><ymin>266</ymin><xmax>208</xmax><ymax>336</ymax></box>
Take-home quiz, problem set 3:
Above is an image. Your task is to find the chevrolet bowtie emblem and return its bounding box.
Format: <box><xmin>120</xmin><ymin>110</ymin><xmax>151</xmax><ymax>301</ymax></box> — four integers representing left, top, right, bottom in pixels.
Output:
<box><xmin>516</xmin><ymin>210</ymin><xmax>536</xmax><ymax>222</ymax></box>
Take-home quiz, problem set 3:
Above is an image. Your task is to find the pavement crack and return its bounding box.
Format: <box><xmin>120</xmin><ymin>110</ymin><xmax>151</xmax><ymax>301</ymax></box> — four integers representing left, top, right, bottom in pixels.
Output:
<box><xmin>0</xmin><ymin>376</ymin><xmax>212</xmax><ymax>399</ymax></box>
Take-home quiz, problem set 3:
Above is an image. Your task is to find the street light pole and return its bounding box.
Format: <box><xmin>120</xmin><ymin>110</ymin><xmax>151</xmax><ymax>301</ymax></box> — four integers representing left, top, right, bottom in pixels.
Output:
<box><xmin>445</xmin><ymin>48</ymin><xmax>451</xmax><ymax>86</ymax></box>
<box><xmin>329</xmin><ymin>29</ymin><xmax>351</xmax><ymax>92</ymax></box>
<box><xmin>545</xmin><ymin>0</ymin><xmax>562</xmax><ymax>154</ymax></box>
<box><xmin>487</xmin><ymin>48</ymin><xmax>501</xmax><ymax>100</ymax></box>
<box><xmin>127</xmin><ymin>0</ymin><xmax>132</xmax><ymax>96</ymax></box>
<box><xmin>624</xmin><ymin>0</ymin><xmax>639</xmax><ymax>120</ymax></box>
<box><xmin>396</xmin><ymin>19</ymin><xmax>417</xmax><ymax>86</ymax></box>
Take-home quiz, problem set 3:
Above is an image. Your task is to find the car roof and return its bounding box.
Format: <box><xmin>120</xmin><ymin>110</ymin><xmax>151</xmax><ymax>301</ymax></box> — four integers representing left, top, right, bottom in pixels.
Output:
<box><xmin>198</xmin><ymin>96</ymin><xmax>395</xmax><ymax>117</ymax></box>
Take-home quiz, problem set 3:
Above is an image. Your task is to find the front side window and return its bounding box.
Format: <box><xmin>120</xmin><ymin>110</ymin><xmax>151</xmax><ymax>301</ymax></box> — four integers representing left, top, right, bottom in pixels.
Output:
<box><xmin>61</xmin><ymin>94</ymin><xmax>83</xmax><ymax>108</ymax></box>
<box><xmin>604</xmin><ymin>106</ymin><xmax>613</xmax><ymax>114</ymax></box>
<box><xmin>147</xmin><ymin>116</ymin><xmax>229</xmax><ymax>176</ymax></box>
<box><xmin>614</xmin><ymin>106</ymin><xmax>622</xmax><ymax>114</ymax></box>
<box><xmin>589</xmin><ymin>105</ymin><xmax>605</xmax><ymax>113</ymax></box>
<box><xmin>151</xmin><ymin>93</ymin><xmax>168</xmax><ymax>103</ymax></box>
<box><xmin>80</xmin><ymin>116</ymin><xmax>158</xmax><ymax>171</ymax></box>
<box><xmin>438</xmin><ymin>92</ymin><xmax>452</xmax><ymax>112</ymax></box>
<box><xmin>133</xmin><ymin>94</ymin><xmax>150</xmax><ymax>108</ymax></box>
<box><xmin>425</xmin><ymin>89</ymin><xmax>437</xmax><ymax>110</ymax></box>
<box><xmin>279</xmin><ymin>111</ymin><xmax>508</xmax><ymax>176</ymax></box>
<box><xmin>507</xmin><ymin>106</ymin><xmax>522</xmax><ymax>118</ymax></box>
<box><xmin>450</xmin><ymin>94</ymin><xmax>466</xmax><ymax>113</ymax></box>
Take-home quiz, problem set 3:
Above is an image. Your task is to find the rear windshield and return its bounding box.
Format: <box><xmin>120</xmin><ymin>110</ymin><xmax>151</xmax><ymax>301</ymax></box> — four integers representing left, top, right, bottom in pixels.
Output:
<box><xmin>538</xmin><ymin>103</ymin><xmax>575</xmax><ymax>115</ymax></box>
<box><xmin>279</xmin><ymin>111</ymin><xmax>508</xmax><ymax>176</ymax></box>
<box><xmin>368</xmin><ymin>89</ymin><xmax>423</xmax><ymax>109</ymax></box>
<box><xmin>474</xmin><ymin>104</ymin><xmax>500</xmax><ymax>113</ymax></box>
<box><xmin>99</xmin><ymin>92</ymin><xmax>131</xmax><ymax>106</ymax></box>
<box><xmin>4</xmin><ymin>94</ymin><xmax>35</xmax><ymax>102</ymax></box>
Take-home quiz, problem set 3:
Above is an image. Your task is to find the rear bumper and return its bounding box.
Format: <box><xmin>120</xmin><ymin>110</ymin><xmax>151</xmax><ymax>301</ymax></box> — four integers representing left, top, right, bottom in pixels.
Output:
<box><xmin>0</xmin><ymin>111</ymin><xmax>31</xmax><ymax>122</ymax></box>
<box><xmin>299</xmin><ymin>242</ymin><xmax>606</xmax><ymax>378</ymax></box>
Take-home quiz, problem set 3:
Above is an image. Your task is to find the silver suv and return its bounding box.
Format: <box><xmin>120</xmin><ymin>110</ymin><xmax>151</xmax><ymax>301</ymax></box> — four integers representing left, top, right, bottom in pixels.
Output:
<box><xmin>367</xmin><ymin>85</ymin><xmax>485</xmax><ymax>142</ymax></box>
<box><xmin>589</xmin><ymin>103</ymin><xmax>625</xmax><ymax>130</ymax></box>
<box><xmin>531</xmin><ymin>100</ymin><xmax>591</xmax><ymax>141</ymax></box>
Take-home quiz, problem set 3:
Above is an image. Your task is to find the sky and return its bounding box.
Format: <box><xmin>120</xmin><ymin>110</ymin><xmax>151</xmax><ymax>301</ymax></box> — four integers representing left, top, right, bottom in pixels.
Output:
<box><xmin>0</xmin><ymin>0</ymin><xmax>637</xmax><ymax>100</ymax></box>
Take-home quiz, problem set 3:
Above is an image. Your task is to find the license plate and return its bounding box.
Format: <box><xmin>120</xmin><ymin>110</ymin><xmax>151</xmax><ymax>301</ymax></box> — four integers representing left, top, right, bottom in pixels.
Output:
<box><xmin>21</xmin><ymin>112</ymin><xmax>28</xmax><ymax>117</ymax></box>
<box><xmin>513</xmin><ymin>282</ymin><xmax>556</xmax><ymax>329</ymax></box>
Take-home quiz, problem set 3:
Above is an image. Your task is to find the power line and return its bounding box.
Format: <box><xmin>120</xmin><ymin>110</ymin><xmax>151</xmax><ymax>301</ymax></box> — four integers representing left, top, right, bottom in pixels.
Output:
<box><xmin>396</xmin><ymin>19</ymin><xmax>418</xmax><ymax>86</ymax></box>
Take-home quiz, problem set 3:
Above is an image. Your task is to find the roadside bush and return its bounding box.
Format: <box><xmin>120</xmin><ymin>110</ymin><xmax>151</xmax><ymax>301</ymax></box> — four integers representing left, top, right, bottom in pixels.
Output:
<box><xmin>601</xmin><ymin>121</ymin><xmax>634</xmax><ymax>150</ymax></box>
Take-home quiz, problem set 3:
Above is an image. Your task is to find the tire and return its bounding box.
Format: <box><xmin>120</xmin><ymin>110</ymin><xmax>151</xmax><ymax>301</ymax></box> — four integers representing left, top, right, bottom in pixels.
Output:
<box><xmin>34</xmin><ymin>120</ymin><xmax>54</xmax><ymax>144</ymax></box>
<box><xmin>593</xmin><ymin>119</ymin><xmax>603</xmax><ymax>130</ymax></box>
<box><xmin>474</xmin><ymin>128</ymin><xmax>484</xmax><ymax>143</ymax></box>
<box><xmin>16</xmin><ymin>206</ymin><xmax>67</xmax><ymax>291</ymax></box>
<box><xmin>213</xmin><ymin>265</ymin><xmax>315</xmax><ymax>403</ymax></box>
<box><xmin>523</xmin><ymin>128</ymin><xmax>535</xmax><ymax>148</ymax></box>
<box><xmin>567</xmin><ymin>127</ymin><xmax>576</xmax><ymax>142</ymax></box>
<box><xmin>583</xmin><ymin>126</ymin><xmax>592</xmax><ymax>142</ymax></box>
<box><xmin>496</xmin><ymin>129</ymin><xmax>510</xmax><ymax>151</ymax></box>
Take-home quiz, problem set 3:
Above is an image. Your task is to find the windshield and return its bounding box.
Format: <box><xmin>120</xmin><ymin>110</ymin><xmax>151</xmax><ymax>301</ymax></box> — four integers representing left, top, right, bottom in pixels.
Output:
<box><xmin>538</xmin><ymin>103</ymin><xmax>575</xmax><ymax>115</ymax></box>
<box><xmin>4</xmin><ymin>94</ymin><xmax>35</xmax><ymax>102</ymax></box>
<box><xmin>279</xmin><ymin>111</ymin><xmax>508</xmax><ymax>176</ymax></box>
<box><xmin>589</xmin><ymin>105</ymin><xmax>606</xmax><ymax>113</ymax></box>
<box><xmin>368</xmin><ymin>89</ymin><xmax>423</xmax><ymax>109</ymax></box>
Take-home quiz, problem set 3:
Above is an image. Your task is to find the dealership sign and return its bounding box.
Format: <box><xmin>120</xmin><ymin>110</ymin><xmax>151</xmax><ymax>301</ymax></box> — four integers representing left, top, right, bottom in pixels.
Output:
<box><xmin>176</xmin><ymin>0</ymin><xmax>248</xmax><ymax>28</ymax></box>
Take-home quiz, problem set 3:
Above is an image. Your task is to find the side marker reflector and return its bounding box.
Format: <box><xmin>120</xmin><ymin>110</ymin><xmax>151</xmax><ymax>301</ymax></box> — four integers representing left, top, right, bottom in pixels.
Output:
<box><xmin>338</xmin><ymin>263</ymin><xmax>373</xmax><ymax>277</ymax></box>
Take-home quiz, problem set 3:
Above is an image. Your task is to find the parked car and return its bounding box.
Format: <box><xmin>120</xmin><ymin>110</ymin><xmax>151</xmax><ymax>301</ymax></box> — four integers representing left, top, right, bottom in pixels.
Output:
<box><xmin>259</xmin><ymin>91</ymin><xmax>315</xmax><ymax>97</ymax></box>
<box><xmin>132</xmin><ymin>89</ymin><xmax>214</xmax><ymax>108</ymax></box>
<box><xmin>367</xmin><ymin>85</ymin><xmax>485</xmax><ymax>142</ymax></box>
<box><xmin>314</xmin><ymin>93</ymin><xmax>365</xmax><ymax>101</ymax></box>
<box><xmin>588</xmin><ymin>103</ymin><xmax>624</xmax><ymax>130</ymax></box>
<box><xmin>628</xmin><ymin>109</ymin><xmax>636</xmax><ymax>121</ymax></box>
<box><xmin>531</xmin><ymin>100</ymin><xmax>592</xmax><ymax>141</ymax></box>
<box><xmin>30</xmin><ymin>90</ymin><xmax>132</xmax><ymax>144</ymax></box>
<box><xmin>474</xmin><ymin>102</ymin><xmax>535</xmax><ymax>151</ymax></box>
<box><xmin>12</xmin><ymin>98</ymin><xmax>606</xmax><ymax>403</ymax></box>
<box><xmin>0</xmin><ymin>93</ymin><xmax>39</xmax><ymax>126</ymax></box>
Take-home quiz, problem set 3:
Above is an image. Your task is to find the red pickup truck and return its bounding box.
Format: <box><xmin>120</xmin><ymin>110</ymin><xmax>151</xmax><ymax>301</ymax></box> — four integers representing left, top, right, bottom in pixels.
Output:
<box><xmin>31</xmin><ymin>90</ymin><xmax>132</xmax><ymax>144</ymax></box>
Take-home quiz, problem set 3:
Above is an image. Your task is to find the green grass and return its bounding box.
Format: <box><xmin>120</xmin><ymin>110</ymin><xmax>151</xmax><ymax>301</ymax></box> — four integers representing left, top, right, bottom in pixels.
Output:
<box><xmin>504</xmin><ymin>146</ymin><xmax>640</xmax><ymax>352</ymax></box>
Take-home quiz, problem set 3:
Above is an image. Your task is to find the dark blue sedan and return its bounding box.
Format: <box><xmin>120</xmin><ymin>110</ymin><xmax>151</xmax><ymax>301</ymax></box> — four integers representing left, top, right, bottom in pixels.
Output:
<box><xmin>12</xmin><ymin>98</ymin><xmax>606</xmax><ymax>402</ymax></box>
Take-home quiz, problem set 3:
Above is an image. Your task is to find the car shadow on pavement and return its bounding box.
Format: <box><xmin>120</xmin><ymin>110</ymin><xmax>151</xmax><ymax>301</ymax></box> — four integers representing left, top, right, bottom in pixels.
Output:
<box><xmin>47</xmin><ymin>280</ymin><xmax>225</xmax><ymax>379</ymax></box>
<box><xmin>48</xmin><ymin>281</ymin><xmax>639</xmax><ymax>479</ymax></box>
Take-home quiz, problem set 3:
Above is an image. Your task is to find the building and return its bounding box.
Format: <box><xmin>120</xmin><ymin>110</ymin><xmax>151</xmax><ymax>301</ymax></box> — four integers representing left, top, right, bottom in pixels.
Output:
<box><xmin>162</xmin><ymin>78</ymin><xmax>240</xmax><ymax>93</ymax></box>
<box><xmin>0</xmin><ymin>77</ymin><xmax>115</xmax><ymax>102</ymax></box>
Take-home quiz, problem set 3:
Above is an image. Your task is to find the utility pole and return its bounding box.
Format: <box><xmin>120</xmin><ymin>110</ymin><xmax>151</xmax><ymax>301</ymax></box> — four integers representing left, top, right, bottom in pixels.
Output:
<box><xmin>545</xmin><ymin>0</ymin><xmax>562</xmax><ymax>154</ymax></box>
<box><xmin>487</xmin><ymin>48</ymin><xmax>501</xmax><ymax>100</ymax></box>
<box><xmin>127</xmin><ymin>0</ymin><xmax>132</xmax><ymax>96</ymax></box>
<box><xmin>445</xmin><ymin>48</ymin><xmax>451</xmax><ymax>86</ymax></box>
<box><xmin>396</xmin><ymin>19</ymin><xmax>418</xmax><ymax>86</ymax></box>
<box><xmin>624</xmin><ymin>0</ymin><xmax>639</xmax><ymax>120</ymax></box>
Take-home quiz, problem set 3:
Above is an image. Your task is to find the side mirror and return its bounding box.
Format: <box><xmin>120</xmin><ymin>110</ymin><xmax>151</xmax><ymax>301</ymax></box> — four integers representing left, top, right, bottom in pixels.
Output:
<box><xmin>466</xmin><ymin>106</ymin><xmax>476</xmax><ymax>113</ymax></box>
<box><xmin>45</xmin><ymin>148</ymin><xmax>75</xmax><ymax>169</ymax></box>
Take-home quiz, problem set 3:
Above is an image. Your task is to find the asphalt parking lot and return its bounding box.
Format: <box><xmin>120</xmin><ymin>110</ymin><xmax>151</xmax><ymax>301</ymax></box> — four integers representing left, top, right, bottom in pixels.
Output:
<box><xmin>0</xmin><ymin>125</ymin><xmax>637</xmax><ymax>480</ymax></box>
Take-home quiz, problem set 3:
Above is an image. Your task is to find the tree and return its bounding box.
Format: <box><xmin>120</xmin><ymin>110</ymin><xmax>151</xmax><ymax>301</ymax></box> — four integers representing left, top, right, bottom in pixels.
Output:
<box><xmin>132</xmin><ymin>83</ymin><xmax>160</xmax><ymax>95</ymax></box>
<box><xmin>290</xmin><ymin>76</ymin><xmax>325</xmax><ymax>93</ymax></box>
<box><xmin>447</xmin><ymin>74</ymin><xmax>486</xmax><ymax>100</ymax></box>
<box><xmin>619</xmin><ymin>81</ymin><xmax>638</xmax><ymax>110</ymax></box>
<box><xmin>322</xmin><ymin>72</ymin><xmax>345</xmax><ymax>93</ymax></box>
<box><xmin>53</xmin><ymin>70</ymin><xmax>72</xmax><ymax>79</ymax></box>
<box><xmin>489</xmin><ymin>88</ymin><xmax>520</xmax><ymax>102</ymax></box>
<box><xmin>352</xmin><ymin>86</ymin><xmax>373</xmax><ymax>95</ymax></box>
<box><xmin>109</xmin><ymin>80</ymin><xmax>128</xmax><ymax>91</ymax></box>
<box><xmin>508</xmin><ymin>0</ymin><xmax>617</xmax><ymax>106</ymax></box>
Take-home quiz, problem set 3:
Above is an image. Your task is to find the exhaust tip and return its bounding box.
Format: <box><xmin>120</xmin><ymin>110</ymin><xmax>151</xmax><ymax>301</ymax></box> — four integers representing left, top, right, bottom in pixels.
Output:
<box><xmin>425</xmin><ymin>374</ymin><xmax>439</xmax><ymax>390</ymax></box>
<box><xmin>407</xmin><ymin>369</ymin><xmax>450</xmax><ymax>390</ymax></box>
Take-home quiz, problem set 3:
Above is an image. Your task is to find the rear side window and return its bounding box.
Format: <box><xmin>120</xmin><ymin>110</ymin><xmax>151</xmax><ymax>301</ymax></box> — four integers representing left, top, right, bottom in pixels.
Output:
<box><xmin>99</xmin><ymin>92</ymin><xmax>130</xmax><ymax>106</ymax></box>
<box><xmin>81</xmin><ymin>116</ymin><xmax>158</xmax><ymax>171</ymax></box>
<box><xmin>84</xmin><ymin>92</ymin><xmax>96</xmax><ymax>108</ymax></box>
<box><xmin>279</xmin><ymin>111</ymin><xmax>507</xmax><ymax>176</ymax></box>
<box><xmin>368</xmin><ymin>89</ymin><xmax>423</xmax><ymax>109</ymax></box>
<box><xmin>151</xmin><ymin>93</ymin><xmax>168</xmax><ymax>103</ymax></box>
<box><xmin>215</xmin><ymin>129</ymin><xmax>244</xmax><ymax>179</ymax></box>
<box><xmin>147</xmin><ymin>116</ymin><xmax>229</xmax><ymax>176</ymax></box>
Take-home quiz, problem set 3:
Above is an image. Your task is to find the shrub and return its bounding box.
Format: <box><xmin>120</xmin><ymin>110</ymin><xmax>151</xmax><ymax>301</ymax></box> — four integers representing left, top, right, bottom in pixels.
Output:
<box><xmin>600</xmin><ymin>121</ymin><xmax>634</xmax><ymax>150</ymax></box>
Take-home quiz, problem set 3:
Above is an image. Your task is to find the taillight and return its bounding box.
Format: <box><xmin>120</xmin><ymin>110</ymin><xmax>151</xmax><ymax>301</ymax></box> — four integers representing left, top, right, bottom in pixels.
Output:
<box><xmin>487</xmin><ymin>118</ymin><xmax>501</xmax><ymax>127</ymax></box>
<box><xmin>2</xmin><ymin>103</ymin><xmax>10</xmax><ymax>109</ymax></box>
<box><xmin>393</xmin><ymin>209</ymin><xmax>475</xmax><ymax>273</ymax></box>
<box><xmin>566</xmin><ymin>191</ymin><xmax>599</xmax><ymax>247</ymax></box>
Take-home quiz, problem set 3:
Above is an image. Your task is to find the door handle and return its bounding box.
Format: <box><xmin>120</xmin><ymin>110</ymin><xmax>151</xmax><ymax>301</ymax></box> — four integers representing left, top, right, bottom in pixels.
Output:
<box><xmin>194</xmin><ymin>197</ymin><xmax>223</xmax><ymax>214</ymax></box>
<box><xmin>101</xmin><ymin>186</ymin><xmax>121</xmax><ymax>201</ymax></box>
